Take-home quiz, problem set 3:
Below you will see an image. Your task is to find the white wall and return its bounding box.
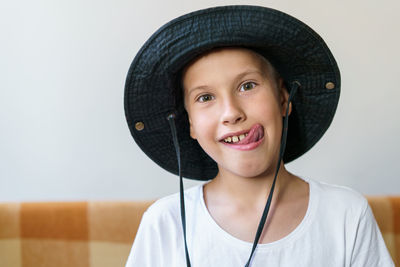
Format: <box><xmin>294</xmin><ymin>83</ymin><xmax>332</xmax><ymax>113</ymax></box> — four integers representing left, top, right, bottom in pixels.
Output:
<box><xmin>1</xmin><ymin>0</ymin><xmax>399</xmax><ymax>201</ymax></box>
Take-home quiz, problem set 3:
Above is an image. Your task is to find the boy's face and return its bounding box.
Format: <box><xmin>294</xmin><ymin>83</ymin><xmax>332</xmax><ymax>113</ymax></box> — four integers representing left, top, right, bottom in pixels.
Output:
<box><xmin>182</xmin><ymin>48</ymin><xmax>290</xmax><ymax>179</ymax></box>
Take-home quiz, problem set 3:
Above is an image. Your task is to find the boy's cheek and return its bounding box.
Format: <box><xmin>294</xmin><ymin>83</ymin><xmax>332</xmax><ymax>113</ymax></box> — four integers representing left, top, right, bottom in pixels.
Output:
<box><xmin>188</xmin><ymin>117</ymin><xmax>197</xmax><ymax>140</ymax></box>
<box><xmin>189</xmin><ymin>128</ymin><xmax>197</xmax><ymax>140</ymax></box>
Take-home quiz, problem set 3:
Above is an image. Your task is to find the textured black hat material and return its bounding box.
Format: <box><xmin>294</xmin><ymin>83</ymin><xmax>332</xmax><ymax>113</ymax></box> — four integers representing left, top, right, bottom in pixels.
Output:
<box><xmin>124</xmin><ymin>5</ymin><xmax>340</xmax><ymax>180</ymax></box>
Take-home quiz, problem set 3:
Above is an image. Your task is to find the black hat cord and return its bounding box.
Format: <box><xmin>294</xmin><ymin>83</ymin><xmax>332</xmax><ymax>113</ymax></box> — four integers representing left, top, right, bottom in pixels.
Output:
<box><xmin>244</xmin><ymin>81</ymin><xmax>299</xmax><ymax>266</ymax></box>
<box><xmin>167</xmin><ymin>112</ymin><xmax>191</xmax><ymax>267</ymax></box>
<box><xmin>167</xmin><ymin>81</ymin><xmax>300</xmax><ymax>267</ymax></box>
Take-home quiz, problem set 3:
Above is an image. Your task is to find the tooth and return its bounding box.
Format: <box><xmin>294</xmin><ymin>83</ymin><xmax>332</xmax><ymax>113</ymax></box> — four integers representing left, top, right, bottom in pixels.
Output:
<box><xmin>225</xmin><ymin>137</ymin><xmax>232</xmax><ymax>142</ymax></box>
<box><xmin>232</xmin><ymin>136</ymin><xmax>239</xmax><ymax>142</ymax></box>
<box><xmin>239</xmin><ymin>134</ymin><xmax>245</xmax><ymax>141</ymax></box>
<box><xmin>245</xmin><ymin>133</ymin><xmax>248</xmax><ymax>137</ymax></box>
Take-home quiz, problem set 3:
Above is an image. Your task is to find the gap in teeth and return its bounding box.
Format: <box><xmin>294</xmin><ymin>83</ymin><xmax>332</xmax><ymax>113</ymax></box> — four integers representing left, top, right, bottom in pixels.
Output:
<box><xmin>224</xmin><ymin>133</ymin><xmax>248</xmax><ymax>143</ymax></box>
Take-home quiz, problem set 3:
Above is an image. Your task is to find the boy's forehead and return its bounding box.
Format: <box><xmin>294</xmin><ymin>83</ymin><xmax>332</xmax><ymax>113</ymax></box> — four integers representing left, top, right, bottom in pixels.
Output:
<box><xmin>182</xmin><ymin>47</ymin><xmax>276</xmax><ymax>89</ymax></box>
<box><xmin>186</xmin><ymin>47</ymin><xmax>264</xmax><ymax>69</ymax></box>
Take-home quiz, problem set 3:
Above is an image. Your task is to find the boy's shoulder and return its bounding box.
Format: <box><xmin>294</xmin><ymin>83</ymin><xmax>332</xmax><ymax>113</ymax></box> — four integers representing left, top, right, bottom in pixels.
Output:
<box><xmin>308</xmin><ymin>178</ymin><xmax>369</xmax><ymax>215</ymax></box>
<box><xmin>143</xmin><ymin>184</ymin><xmax>202</xmax><ymax>221</ymax></box>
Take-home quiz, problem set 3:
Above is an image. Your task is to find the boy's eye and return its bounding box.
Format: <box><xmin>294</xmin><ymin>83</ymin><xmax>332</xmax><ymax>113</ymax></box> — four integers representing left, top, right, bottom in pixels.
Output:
<box><xmin>240</xmin><ymin>82</ymin><xmax>256</xmax><ymax>91</ymax></box>
<box><xmin>197</xmin><ymin>94</ymin><xmax>214</xmax><ymax>103</ymax></box>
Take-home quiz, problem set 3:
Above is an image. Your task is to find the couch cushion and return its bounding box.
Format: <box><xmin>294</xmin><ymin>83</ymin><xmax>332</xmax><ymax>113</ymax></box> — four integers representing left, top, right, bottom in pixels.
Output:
<box><xmin>0</xmin><ymin>197</ymin><xmax>397</xmax><ymax>266</ymax></box>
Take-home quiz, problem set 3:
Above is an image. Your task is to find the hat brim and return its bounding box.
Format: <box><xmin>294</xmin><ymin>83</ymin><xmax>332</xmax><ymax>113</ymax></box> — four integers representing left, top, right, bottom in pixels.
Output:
<box><xmin>124</xmin><ymin>5</ymin><xmax>340</xmax><ymax>180</ymax></box>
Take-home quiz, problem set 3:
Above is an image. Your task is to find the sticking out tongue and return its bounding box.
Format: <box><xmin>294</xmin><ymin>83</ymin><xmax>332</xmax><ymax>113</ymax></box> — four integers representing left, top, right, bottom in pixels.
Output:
<box><xmin>236</xmin><ymin>124</ymin><xmax>264</xmax><ymax>145</ymax></box>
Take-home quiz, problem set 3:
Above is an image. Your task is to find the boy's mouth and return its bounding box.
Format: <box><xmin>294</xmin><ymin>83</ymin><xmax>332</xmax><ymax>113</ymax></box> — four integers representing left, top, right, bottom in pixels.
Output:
<box><xmin>219</xmin><ymin>124</ymin><xmax>264</xmax><ymax>145</ymax></box>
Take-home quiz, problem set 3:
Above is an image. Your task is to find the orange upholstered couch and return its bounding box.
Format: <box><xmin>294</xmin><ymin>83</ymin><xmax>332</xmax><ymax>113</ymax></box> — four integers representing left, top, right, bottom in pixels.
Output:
<box><xmin>0</xmin><ymin>197</ymin><xmax>398</xmax><ymax>267</ymax></box>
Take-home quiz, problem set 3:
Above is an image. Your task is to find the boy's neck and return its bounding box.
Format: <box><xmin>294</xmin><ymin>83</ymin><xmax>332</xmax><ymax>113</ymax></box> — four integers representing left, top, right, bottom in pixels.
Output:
<box><xmin>205</xmin><ymin>161</ymin><xmax>295</xmax><ymax>209</ymax></box>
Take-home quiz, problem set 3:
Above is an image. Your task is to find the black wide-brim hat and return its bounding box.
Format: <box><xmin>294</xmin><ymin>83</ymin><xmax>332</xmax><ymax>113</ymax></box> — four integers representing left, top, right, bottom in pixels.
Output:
<box><xmin>124</xmin><ymin>5</ymin><xmax>340</xmax><ymax>181</ymax></box>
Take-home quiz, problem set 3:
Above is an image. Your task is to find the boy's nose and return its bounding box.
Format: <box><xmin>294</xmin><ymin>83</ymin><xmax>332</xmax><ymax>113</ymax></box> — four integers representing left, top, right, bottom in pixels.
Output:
<box><xmin>221</xmin><ymin>98</ymin><xmax>246</xmax><ymax>125</ymax></box>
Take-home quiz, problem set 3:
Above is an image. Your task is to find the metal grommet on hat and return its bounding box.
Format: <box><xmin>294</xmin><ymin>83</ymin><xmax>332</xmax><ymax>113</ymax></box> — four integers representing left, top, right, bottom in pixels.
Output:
<box><xmin>134</xmin><ymin>122</ymin><xmax>144</xmax><ymax>131</ymax></box>
<box><xmin>124</xmin><ymin>5</ymin><xmax>341</xmax><ymax>180</ymax></box>
<box><xmin>325</xmin><ymin>82</ymin><xmax>335</xmax><ymax>90</ymax></box>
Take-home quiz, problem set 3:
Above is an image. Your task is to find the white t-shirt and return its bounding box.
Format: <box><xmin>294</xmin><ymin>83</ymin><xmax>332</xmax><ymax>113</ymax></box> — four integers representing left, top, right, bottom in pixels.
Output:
<box><xmin>125</xmin><ymin>178</ymin><xmax>394</xmax><ymax>266</ymax></box>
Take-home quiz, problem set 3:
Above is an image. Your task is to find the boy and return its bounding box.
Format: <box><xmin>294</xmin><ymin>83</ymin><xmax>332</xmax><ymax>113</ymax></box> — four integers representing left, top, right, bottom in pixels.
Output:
<box><xmin>124</xmin><ymin>5</ymin><xmax>394</xmax><ymax>266</ymax></box>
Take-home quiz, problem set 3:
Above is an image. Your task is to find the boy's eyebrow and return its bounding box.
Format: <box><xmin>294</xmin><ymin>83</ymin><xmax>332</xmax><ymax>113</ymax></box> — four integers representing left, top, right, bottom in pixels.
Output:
<box><xmin>230</xmin><ymin>69</ymin><xmax>267</xmax><ymax>87</ymax></box>
<box><xmin>235</xmin><ymin>69</ymin><xmax>265</xmax><ymax>81</ymax></box>
<box><xmin>185</xmin><ymin>85</ymin><xmax>210</xmax><ymax>97</ymax></box>
<box><xmin>186</xmin><ymin>69</ymin><xmax>265</xmax><ymax>96</ymax></box>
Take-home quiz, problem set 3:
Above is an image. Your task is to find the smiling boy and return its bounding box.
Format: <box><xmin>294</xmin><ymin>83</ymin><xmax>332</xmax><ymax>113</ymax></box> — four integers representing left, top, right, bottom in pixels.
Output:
<box><xmin>182</xmin><ymin>48</ymin><xmax>309</xmax><ymax>244</ymax></box>
<box><xmin>124</xmin><ymin>5</ymin><xmax>394</xmax><ymax>266</ymax></box>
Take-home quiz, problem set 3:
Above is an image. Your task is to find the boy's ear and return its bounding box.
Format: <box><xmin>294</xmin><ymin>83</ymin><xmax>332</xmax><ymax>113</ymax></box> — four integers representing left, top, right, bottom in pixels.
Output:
<box><xmin>279</xmin><ymin>79</ymin><xmax>292</xmax><ymax>117</ymax></box>
<box><xmin>188</xmin><ymin>117</ymin><xmax>197</xmax><ymax>139</ymax></box>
